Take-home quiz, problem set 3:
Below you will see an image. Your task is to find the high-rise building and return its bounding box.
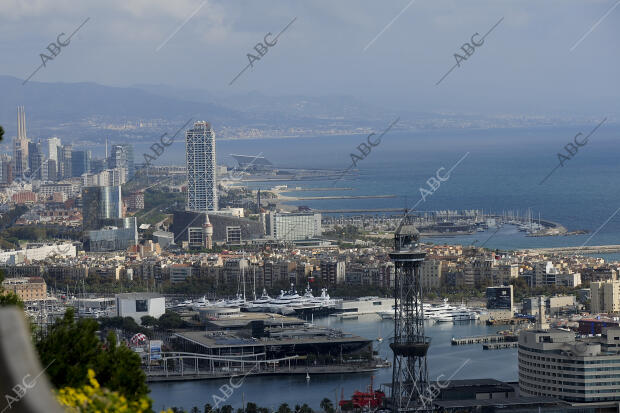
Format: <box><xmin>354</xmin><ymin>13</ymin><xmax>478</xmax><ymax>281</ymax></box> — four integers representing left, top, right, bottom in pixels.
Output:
<box><xmin>58</xmin><ymin>145</ymin><xmax>72</xmax><ymax>179</ymax></box>
<box><xmin>110</xmin><ymin>144</ymin><xmax>134</xmax><ymax>179</ymax></box>
<box><xmin>185</xmin><ymin>121</ymin><xmax>217</xmax><ymax>212</ymax></box>
<box><xmin>0</xmin><ymin>155</ymin><xmax>13</xmax><ymax>184</ymax></box>
<box><xmin>82</xmin><ymin>185</ymin><xmax>123</xmax><ymax>231</ymax></box>
<box><xmin>71</xmin><ymin>150</ymin><xmax>90</xmax><ymax>177</ymax></box>
<box><xmin>47</xmin><ymin>137</ymin><xmax>61</xmax><ymax>162</ymax></box>
<box><xmin>27</xmin><ymin>141</ymin><xmax>44</xmax><ymax>180</ymax></box>
<box><xmin>591</xmin><ymin>280</ymin><xmax>620</xmax><ymax>314</ymax></box>
<box><xmin>45</xmin><ymin>159</ymin><xmax>57</xmax><ymax>181</ymax></box>
<box><xmin>13</xmin><ymin>106</ymin><xmax>29</xmax><ymax>178</ymax></box>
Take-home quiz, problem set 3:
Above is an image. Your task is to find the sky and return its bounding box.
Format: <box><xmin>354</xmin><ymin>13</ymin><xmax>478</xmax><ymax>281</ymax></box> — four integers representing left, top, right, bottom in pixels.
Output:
<box><xmin>0</xmin><ymin>0</ymin><xmax>618</xmax><ymax>115</ymax></box>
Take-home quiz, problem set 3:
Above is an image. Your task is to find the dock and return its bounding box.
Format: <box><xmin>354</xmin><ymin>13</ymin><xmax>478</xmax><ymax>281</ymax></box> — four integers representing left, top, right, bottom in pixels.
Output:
<box><xmin>483</xmin><ymin>342</ymin><xmax>519</xmax><ymax>350</ymax></box>
<box><xmin>451</xmin><ymin>334</ymin><xmax>517</xmax><ymax>345</ymax></box>
<box><xmin>145</xmin><ymin>364</ymin><xmax>380</xmax><ymax>382</ymax></box>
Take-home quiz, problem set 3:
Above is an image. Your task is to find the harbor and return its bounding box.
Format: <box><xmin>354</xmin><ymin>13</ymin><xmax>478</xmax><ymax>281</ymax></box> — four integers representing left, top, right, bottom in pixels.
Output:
<box><xmin>148</xmin><ymin>315</ymin><xmax>519</xmax><ymax>410</ymax></box>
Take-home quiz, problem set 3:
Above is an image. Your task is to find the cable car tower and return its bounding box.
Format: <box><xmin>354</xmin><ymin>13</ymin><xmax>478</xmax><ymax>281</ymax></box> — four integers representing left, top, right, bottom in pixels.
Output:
<box><xmin>389</xmin><ymin>219</ymin><xmax>430</xmax><ymax>412</ymax></box>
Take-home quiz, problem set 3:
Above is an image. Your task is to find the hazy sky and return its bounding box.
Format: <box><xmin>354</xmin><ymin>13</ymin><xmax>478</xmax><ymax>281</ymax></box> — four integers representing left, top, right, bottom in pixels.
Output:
<box><xmin>1</xmin><ymin>0</ymin><xmax>618</xmax><ymax>115</ymax></box>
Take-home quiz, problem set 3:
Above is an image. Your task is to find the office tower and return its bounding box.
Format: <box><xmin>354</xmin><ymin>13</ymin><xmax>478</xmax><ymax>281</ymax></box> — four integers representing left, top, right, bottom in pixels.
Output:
<box><xmin>390</xmin><ymin>223</ymin><xmax>430</xmax><ymax>412</ymax></box>
<box><xmin>71</xmin><ymin>150</ymin><xmax>90</xmax><ymax>177</ymax></box>
<box><xmin>27</xmin><ymin>141</ymin><xmax>44</xmax><ymax>180</ymax></box>
<box><xmin>57</xmin><ymin>144</ymin><xmax>72</xmax><ymax>179</ymax></box>
<box><xmin>13</xmin><ymin>106</ymin><xmax>29</xmax><ymax>178</ymax></box>
<box><xmin>82</xmin><ymin>185</ymin><xmax>123</xmax><ymax>230</ymax></box>
<box><xmin>46</xmin><ymin>159</ymin><xmax>57</xmax><ymax>181</ymax></box>
<box><xmin>110</xmin><ymin>144</ymin><xmax>134</xmax><ymax>179</ymax></box>
<box><xmin>185</xmin><ymin>121</ymin><xmax>217</xmax><ymax>212</ymax></box>
<box><xmin>47</xmin><ymin>137</ymin><xmax>61</xmax><ymax>162</ymax></box>
<box><xmin>0</xmin><ymin>155</ymin><xmax>13</xmax><ymax>184</ymax></box>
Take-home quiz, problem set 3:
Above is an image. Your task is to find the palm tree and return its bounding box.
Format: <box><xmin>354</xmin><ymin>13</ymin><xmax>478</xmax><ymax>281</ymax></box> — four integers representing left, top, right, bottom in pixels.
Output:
<box><xmin>320</xmin><ymin>398</ymin><xmax>334</xmax><ymax>413</ymax></box>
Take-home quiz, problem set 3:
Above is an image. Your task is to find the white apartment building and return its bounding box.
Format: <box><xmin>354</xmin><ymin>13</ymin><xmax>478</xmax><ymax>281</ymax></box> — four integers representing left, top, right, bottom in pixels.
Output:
<box><xmin>591</xmin><ymin>280</ymin><xmax>620</xmax><ymax>314</ymax></box>
<box><xmin>266</xmin><ymin>212</ymin><xmax>322</xmax><ymax>241</ymax></box>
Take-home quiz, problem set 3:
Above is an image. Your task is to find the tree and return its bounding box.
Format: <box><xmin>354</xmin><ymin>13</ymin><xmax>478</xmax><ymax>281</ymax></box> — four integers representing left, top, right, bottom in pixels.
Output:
<box><xmin>158</xmin><ymin>310</ymin><xmax>185</xmax><ymax>330</ymax></box>
<box><xmin>320</xmin><ymin>398</ymin><xmax>334</xmax><ymax>413</ymax></box>
<box><xmin>36</xmin><ymin>308</ymin><xmax>149</xmax><ymax>401</ymax></box>
<box><xmin>277</xmin><ymin>404</ymin><xmax>292</xmax><ymax>413</ymax></box>
<box><xmin>95</xmin><ymin>331</ymin><xmax>149</xmax><ymax>400</ymax></box>
<box><xmin>0</xmin><ymin>269</ymin><xmax>23</xmax><ymax>308</ymax></box>
<box><xmin>141</xmin><ymin>315</ymin><xmax>158</xmax><ymax>327</ymax></box>
<box><xmin>298</xmin><ymin>404</ymin><xmax>313</xmax><ymax>413</ymax></box>
<box><xmin>204</xmin><ymin>403</ymin><xmax>214</xmax><ymax>413</ymax></box>
<box><xmin>0</xmin><ymin>125</ymin><xmax>4</xmax><ymax>141</ymax></box>
<box><xmin>246</xmin><ymin>402</ymin><xmax>258</xmax><ymax>413</ymax></box>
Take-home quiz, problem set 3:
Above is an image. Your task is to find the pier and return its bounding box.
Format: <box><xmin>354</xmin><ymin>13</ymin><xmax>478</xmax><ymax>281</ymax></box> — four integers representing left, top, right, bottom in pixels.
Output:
<box><xmin>145</xmin><ymin>363</ymin><xmax>380</xmax><ymax>382</ymax></box>
<box><xmin>528</xmin><ymin>245</ymin><xmax>620</xmax><ymax>254</ymax></box>
<box><xmin>451</xmin><ymin>334</ymin><xmax>517</xmax><ymax>345</ymax></box>
<box><xmin>483</xmin><ymin>342</ymin><xmax>519</xmax><ymax>350</ymax></box>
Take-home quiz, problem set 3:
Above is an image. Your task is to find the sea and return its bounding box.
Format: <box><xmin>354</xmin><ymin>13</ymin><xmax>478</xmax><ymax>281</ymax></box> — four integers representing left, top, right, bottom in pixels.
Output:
<box><xmin>147</xmin><ymin>124</ymin><xmax>619</xmax><ymax>409</ymax></box>
<box><xmin>131</xmin><ymin>123</ymin><xmax>620</xmax><ymax>252</ymax></box>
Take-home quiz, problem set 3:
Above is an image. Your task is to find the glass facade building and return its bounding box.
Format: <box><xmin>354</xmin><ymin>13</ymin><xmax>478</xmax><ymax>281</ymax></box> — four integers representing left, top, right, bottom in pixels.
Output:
<box><xmin>185</xmin><ymin>121</ymin><xmax>217</xmax><ymax>212</ymax></box>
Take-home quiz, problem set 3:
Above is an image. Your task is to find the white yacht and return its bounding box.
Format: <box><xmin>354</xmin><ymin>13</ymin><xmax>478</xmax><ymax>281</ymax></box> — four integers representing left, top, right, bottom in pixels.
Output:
<box><xmin>244</xmin><ymin>289</ymin><xmax>272</xmax><ymax>312</ymax></box>
<box><xmin>432</xmin><ymin>307</ymin><xmax>479</xmax><ymax>323</ymax></box>
<box><xmin>190</xmin><ymin>296</ymin><xmax>210</xmax><ymax>310</ymax></box>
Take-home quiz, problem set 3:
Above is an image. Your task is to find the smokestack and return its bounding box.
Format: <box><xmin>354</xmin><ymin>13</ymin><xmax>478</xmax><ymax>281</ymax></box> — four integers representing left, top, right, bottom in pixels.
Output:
<box><xmin>17</xmin><ymin>107</ymin><xmax>22</xmax><ymax>139</ymax></box>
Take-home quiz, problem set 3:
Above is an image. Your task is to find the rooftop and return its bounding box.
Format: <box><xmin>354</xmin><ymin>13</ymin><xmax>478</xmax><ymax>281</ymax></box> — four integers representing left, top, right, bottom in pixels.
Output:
<box><xmin>174</xmin><ymin>328</ymin><xmax>370</xmax><ymax>349</ymax></box>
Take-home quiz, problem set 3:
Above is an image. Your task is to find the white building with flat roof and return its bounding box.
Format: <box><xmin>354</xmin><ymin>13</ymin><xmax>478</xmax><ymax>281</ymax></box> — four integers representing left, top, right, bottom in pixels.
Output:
<box><xmin>266</xmin><ymin>212</ymin><xmax>322</xmax><ymax>241</ymax></box>
<box><xmin>115</xmin><ymin>293</ymin><xmax>165</xmax><ymax>323</ymax></box>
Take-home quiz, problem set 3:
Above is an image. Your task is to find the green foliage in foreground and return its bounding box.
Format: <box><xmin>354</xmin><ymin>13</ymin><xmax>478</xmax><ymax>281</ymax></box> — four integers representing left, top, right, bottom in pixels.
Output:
<box><xmin>0</xmin><ymin>269</ymin><xmax>23</xmax><ymax>308</ymax></box>
<box><xmin>36</xmin><ymin>308</ymin><xmax>149</xmax><ymax>401</ymax></box>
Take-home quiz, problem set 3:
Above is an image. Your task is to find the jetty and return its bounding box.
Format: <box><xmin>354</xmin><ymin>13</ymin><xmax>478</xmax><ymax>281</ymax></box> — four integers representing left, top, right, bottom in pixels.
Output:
<box><xmin>451</xmin><ymin>334</ymin><xmax>517</xmax><ymax>346</ymax></box>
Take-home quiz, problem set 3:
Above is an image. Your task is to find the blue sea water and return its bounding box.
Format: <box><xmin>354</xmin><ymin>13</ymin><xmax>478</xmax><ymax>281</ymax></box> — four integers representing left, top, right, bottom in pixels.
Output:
<box><xmin>132</xmin><ymin>124</ymin><xmax>620</xmax><ymax>251</ymax></box>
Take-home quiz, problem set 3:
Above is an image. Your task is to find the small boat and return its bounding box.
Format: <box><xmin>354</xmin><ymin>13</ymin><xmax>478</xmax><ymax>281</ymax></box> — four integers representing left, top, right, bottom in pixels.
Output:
<box><xmin>377</xmin><ymin>337</ymin><xmax>383</xmax><ymax>342</ymax></box>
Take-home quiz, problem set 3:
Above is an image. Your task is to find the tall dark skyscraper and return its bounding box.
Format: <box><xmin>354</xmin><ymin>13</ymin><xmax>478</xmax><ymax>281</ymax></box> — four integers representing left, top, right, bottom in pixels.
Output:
<box><xmin>13</xmin><ymin>106</ymin><xmax>29</xmax><ymax>178</ymax></box>
<box><xmin>71</xmin><ymin>150</ymin><xmax>90</xmax><ymax>177</ymax></box>
<box><xmin>27</xmin><ymin>140</ymin><xmax>43</xmax><ymax>180</ymax></box>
